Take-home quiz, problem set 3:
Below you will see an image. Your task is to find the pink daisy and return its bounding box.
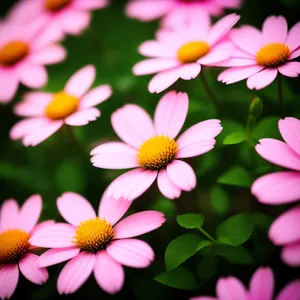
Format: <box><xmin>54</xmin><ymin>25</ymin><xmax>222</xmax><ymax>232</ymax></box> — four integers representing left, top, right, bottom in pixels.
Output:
<box><xmin>251</xmin><ymin>117</ymin><xmax>300</xmax><ymax>266</ymax></box>
<box><xmin>10</xmin><ymin>65</ymin><xmax>112</xmax><ymax>147</ymax></box>
<box><xmin>91</xmin><ymin>91</ymin><xmax>222</xmax><ymax>201</ymax></box>
<box><xmin>126</xmin><ymin>0</ymin><xmax>241</xmax><ymax>28</ymax></box>
<box><xmin>0</xmin><ymin>195</ymin><xmax>53</xmax><ymax>299</ymax></box>
<box><xmin>190</xmin><ymin>267</ymin><xmax>300</xmax><ymax>300</ymax></box>
<box><xmin>218</xmin><ymin>16</ymin><xmax>300</xmax><ymax>90</ymax></box>
<box><xmin>0</xmin><ymin>17</ymin><xmax>65</xmax><ymax>103</ymax></box>
<box><xmin>29</xmin><ymin>191</ymin><xmax>165</xmax><ymax>295</ymax></box>
<box><xmin>133</xmin><ymin>14</ymin><xmax>240</xmax><ymax>93</ymax></box>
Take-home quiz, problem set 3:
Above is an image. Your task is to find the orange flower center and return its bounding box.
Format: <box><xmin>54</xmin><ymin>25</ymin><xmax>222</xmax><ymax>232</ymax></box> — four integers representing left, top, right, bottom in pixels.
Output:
<box><xmin>137</xmin><ymin>135</ymin><xmax>177</xmax><ymax>170</ymax></box>
<box><xmin>0</xmin><ymin>41</ymin><xmax>29</xmax><ymax>66</ymax></box>
<box><xmin>45</xmin><ymin>92</ymin><xmax>79</xmax><ymax>120</ymax></box>
<box><xmin>44</xmin><ymin>0</ymin><xmax>71</xmax><ymax>12</ymax></box>
<box><xmin>0</xmin><ymin>229</ymin><xmax>30</xmax><ymax>264</ymax></box>
<box><xmin>73</xmin><ymin>218</ymin><xmax>114</xmax><ymax>252</ymax></box>
<box><xmin>177</xmin><ymin>41</ymin><xmax>210</xmax><ymax>64</ymax></box>
<box><xmin>256</xmin><ymin>43</ymin><xmax>290</xmax><ymax>68</ymax></box>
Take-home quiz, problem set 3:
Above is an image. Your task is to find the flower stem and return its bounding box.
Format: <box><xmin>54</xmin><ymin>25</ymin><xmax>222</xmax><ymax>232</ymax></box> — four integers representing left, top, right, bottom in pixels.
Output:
<box><xmin>277</xmin><ymin>75</ymin><xmax>286</xmax><ymax>117</ymax></box>
<box><xmin>198</xmin><ymin>227</ymin><xmax>216</xmax><ymax>243</ymax></box>
<box><xmin>66</xmin><ymin>126</ymin><xmax>87</xmax><ymax>156</ymax></box>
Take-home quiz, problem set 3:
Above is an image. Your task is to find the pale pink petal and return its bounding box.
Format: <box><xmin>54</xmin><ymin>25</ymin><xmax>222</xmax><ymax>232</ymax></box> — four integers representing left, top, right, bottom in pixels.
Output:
<box><xmin>154</xmin><ymin>91</ymin><xmax>188</xmax><ymax>139</ymax></box>
<box><xmin>247</xmin><ymin>69</ymin><xmax>278</xmax><ymax>90</ymax></box>
<box><xmin>179</xmin><ymin>63</ymin><xmax>201</xmax><ymax>80</ymax></box>
<box><xmin>278</xmin><ymin>62</ymin><xmax>300</xmax><ymax>78</ymax></box>
<box><xmin>133</xmin><ymin>58</ymin><xmax>179</xmax><ymax>75</ymax></box>
<box><xmin>289</xmin><ymin>48</ymin><xmax>300</xmax><ymax>59</ymax></box>
<box><xmin>285</xmin><ymin>21</ymin><xmax>300</xmax><ymax>52</ymax></box>
<box><xmin>62</xmin><ymin>10</ymin><xmax>91</xmax><ymax>36</ymax></box>
<box><xmin>276</xmin><ymin>280</ymin><xmax>300</xmax><ymax>300</ymax></box>
<box><xmin>19</xmin><ymin>253</ymin><xmax>48</xmax><ymax>285</ymax></box>
<box><xmin>0</xmin><ymin>263</ymin><xmax>19</xmax><ymax>299</ymax></box>
<box><xmin>65</xmin><ymin>108</ymin><xmax>100</xmax><ymax>126</ymax></box>
<box><xmin>157</xmin><ymin>169</ymin><xmax>181</xmax><ymax>199</ymax></box>
<box><xmin>249</xmin><ymin>267</ymin><xmax>274</xmax><ymax>300</ymax></box>
<box><xmin>57</xmin><ymin>192</ymin><xmax>96</xmax><ymax>226</ymax></box>
<box><xmin>138</xmin><ymin>40</ymin><xmax>176</xmax><ymax>58</ymax></box>
<box><xmin>79</xmin><ymin>85</ymin><xmax>112</xmax><ymax>109</ymax></box>
<box><xmin>177</xmin><ymin>140</ymin><xmax>216</xmax><ymax>158</ymax></box>
<box><xmin>90</xmin><ymin>142</ymin><xmax>139</xmax><ymax>169</ymax></box>
<box><xmin>29</xmin><ymin>45</ymin><xmax>66</xmax><ymax>65</ymax></box>
<box><xmin>198</xmin><ymin>50</ymin><xmax>230</xmax><ymax>65</ymax></box>
<box><xmin>190</xmin><ymin>297</ymin><xmax>217</xmax><ymax>300</ymax></box>
<box><xmin>0</xmin><ymin>70</ymin><xmax>19</xmax><ymax>103</ymax></box>
<box><xmin>57</xmin><ymin>252</ymin><xmax>95</xmax><ymax>295</ymax></box>
<box><xmin>269</xmin><ymin>206</ymin><xmax>300</xmax><ymax>245</ymax></box>
<box><xmin>74</xmin><ymin>0</ymin><xmax>109</xmax><ymax>9</ymax></box>
<box><xmin>252</xmin><ymin>171</ymin><xmax>300</xmax><ymax>205</ymax></box>
<box><xmin>107</xmin><ymin>239</ymin><xmax>154</xmax><ymax>268</ymax></box>
<box><xmin>279</xmin><ymin>117</ymin><xmax>300</xmax><ymax>156</ymax></box>
<box><xmin>30</xmin><ymin>220</ymin><xmax>55</xmax><ymax>236</ymax></box>
<box><xmin>94</xmin><ymin>250</ymin><xmax>124</xmax><ymax>294</ymax></box>
<box><xmin>216</xmin><ymin>277</ymin><xmax>247</xmax><ymax>300</ymax></box>
<box><xmin>65</xmin><ymin>65</ymin><xmax>95</xmax><ymax>98</ymax></box>
<box><xmin>113</xmin><ymin>211</ymin><xmax>165</xmax><ymax>239</ymax></box>
<box><xmin>18</xmin><ymin>64</ymin><xmax>48</xmax><ymax>89</ymax></box>
<box><xmin>262</xmin><ymin>16</ymin><xmax>288</xmax><ymax>44</ymax></box>
<box><xmin>218</xmin><ymin>66</ymin><xmax>264</xmax><ymax>84</ymax></box>
<box><xmin>111</xmin><ymin>104</ymin><xmax>154</xmax><ymax>148</ymax></box>
<box><xmin>167</xmin><ymin>160</ymin><xmax>196</xmax><ymax>191</ymax></box>
<box><xmin>214</xmin><ymin>57</ymin><xmax>257</xmax><ymax>67</ymax></box>
<box><xmin>281</xmin><ymin>242</ymin><xmax>300</xmax><ymax>267</ymax></box>
<box><xmin>148</xmin><ymin>68</ymin><xmax>181</xmax><ymax>93</ymax></box>
<box><xmin>0</xmin><ymin>199</ymin><xmax>19</xmax><ymax>231</ymax></box>
<box><xmin>38</xmin><ymin>247</ymin><xmax>80</xmax><ymax>268</ymax></box>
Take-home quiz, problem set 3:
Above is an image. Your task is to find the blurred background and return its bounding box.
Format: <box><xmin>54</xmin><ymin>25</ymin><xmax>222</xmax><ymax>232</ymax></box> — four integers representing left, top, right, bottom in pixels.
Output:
<box><xmin>0</xmin><ymin>0</ymin><xmax>300</xmax><ymax>299</ymax></box>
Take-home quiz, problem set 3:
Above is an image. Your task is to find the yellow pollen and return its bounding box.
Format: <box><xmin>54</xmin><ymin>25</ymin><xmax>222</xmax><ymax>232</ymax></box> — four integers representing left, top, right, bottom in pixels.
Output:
<box><xmin>0</xmin><ymin>41</ymin><xmax>29</xmax><ymax>66</ymax></box>
<box><xmin>177</xmin><ymin>41</ymin><xmax>210</xmax><ymax>64</ymax></box>
<box><xmin>137</xmin><ymin>135</ymin><xmax>177</xmax><ymax>170</ymax></box>
<box><xmin>256</xmin><ymin>43</ymin><xmax>290</xmax><ymax>68</ymax></box>
<box><xmin>73</xmin><ymin>218</ymin><xmax>114</xmax><ymax>252</ymax></box>
<box><xmin>0</xmin><ymin>229</ymin><xmax>30</xmax><ymax>264</ymax></box>
<box><xmin>44</xmin><ymin>0</ymin><xmax>71</xmax><ymax>12</ymax></box>
<box><xmin>45</xmin><ymin>92</ymin><xmax>79</xmax><ymax>120</ymax></box>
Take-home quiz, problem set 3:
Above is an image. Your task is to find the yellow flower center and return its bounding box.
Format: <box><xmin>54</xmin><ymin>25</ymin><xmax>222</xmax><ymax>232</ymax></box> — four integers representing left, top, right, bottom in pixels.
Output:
<box><xmin>256</xmin><ymin>43</ymin><xmax>290</xmax><ymax>68</ymax></box>
<box><xmin>45</xmin><ymin>92</ymin><xmax>79</xmax><ymax>120</ymax></box>
<box><xmin>0</xmin><ymin>41</ymin><xmax>29</xmax><ymax>66</ymax></box>
<box><xmin>0</xmin><ymin>229</ymin><xmax>30</xmax><ymax>264</ymax></box>
<box><xmin>137</xmin><ymin>135</ymin><xmax>177</xmax><ymax>170</ymax></box>
<box><xmin>44</xmin><ymin>0</ymin><xmax>71</xmax><ymax>12</ymax></box>
<box><xmin>73</xmin><ymin>218</ymin><xmax>114</xmax><ymax>252</ymax></box>
<box><xmin>177</xmin><ymin>41</ymin><xmax>210</xmax><ymax>64</ymax></box>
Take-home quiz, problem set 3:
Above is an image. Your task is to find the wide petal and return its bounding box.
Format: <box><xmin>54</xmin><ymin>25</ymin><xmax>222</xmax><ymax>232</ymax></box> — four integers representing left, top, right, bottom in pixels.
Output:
<box><xmin>18</xmin><ymin>64</ymin><xmax>48</xmax><ymax>89</ymax></box>
<box><xmin>198</xmin><ymin>50</ymin><xmax>230</xmax><ymax>65</ymax></box>
<box><xmin>262</xmin><ymin>15</ymin><xmax>288</xmax><ymax>44</ymax></box>
<box><xmin>65</xmin><ymin>108</ymin><xmax>100</xmax><ymax>126</ymax></box>
<box><xmin>276</xmin><ymin>280</ymin><xmax>300</xmax><ymax>300</ymax></box>
<box><xmin>0</xmin><ymin>69</ymin><xmax>19</xmax><ymax>103</ymax></box>
<box><xmin>0</xmin><ymin>199</ymin><xmax>19</xmax><ymax>232</ymax></box>
<box><xmin>30</xmin><ymin>220</ymin><xmax>55</xmax><ymax>236</ymax></box>
<box><xmin>157</xmin><ymin>169</ymin><xmax>181</xmax><ymax>199</ymax></box>
<box><xmin>218</xmin><ymin>66</ymin><xmax>264</xmax><ymax>84</ymax></box>
<box><xmin>138</xmin><ymin>40</ymin><xmax>176</xmax><ymax>58</ymax></box>
<box><xmin>247</xmin><ymin>69</ymin><xmax>278</xmax><ymax>90</ymax></box>
<box><xmin>285</xmin><ymin>21</ymin><xmax>300</xmax><ymax>52</ymax></box>
<box><xmin>179</xmin><ymin>63</ymin><xmax>201</xmax><ymax>80</ymax></box>
<box><xmin>0</xmin><ymin>263</ymin><xmax>19</xmax><ymax>299</ymax></box>
<box><xmin>281</xmin><ymin>242</ymin><xmax>300</xmax><ymax>267</ymax></box>
<box><xmin>79</xmin><ymin>85</ymin><xmax>112</xmax><ymax>109</ymax></box>
<box><xmin>216</xmin><ymin>277</ymin><xmax>247</xmax><ymax>300</ymax></box>
<box><xmin>133</xmin><ymin>58</ymin><xmax>179</xmax><ymax>75</ymax></box>
<box><xmin>278</xmin><ymin>62</ymin><xmax>300</xmax><ymax>78</ymax></box>
<box><xmin>62</xmin><ymin>10</ymin><xmax>91</xmax><ymax>36</ymax></box>
<box><xmin>249</xmin><ymin>267</ymin><xmax>274</xmax><ymax>300</ymax></box>
<box><xmin>29</xmin><ymin>45</ymin><xmax>66</xmax><ymax>65</ymax></box>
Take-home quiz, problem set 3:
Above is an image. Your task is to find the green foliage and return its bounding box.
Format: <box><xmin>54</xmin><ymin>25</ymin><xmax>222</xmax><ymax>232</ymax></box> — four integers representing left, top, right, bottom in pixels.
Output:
<box><xmin>253</xmin><ymin>117</ymin><xmax>281</xmax><ymax>140</ymax></box>
<box><xmin>223</xmin><ymin>132</ymin><xmax>247</xmax><ymax>145</ymax></box>
<box><xmin>210</xmin><ymin>185</ymin><xmax>230</xmax><ymax>215</ymax></box>
<box><xmin>177</xmin><ymin>214</ymin><xmax>204</xmax><ymax>230</ymax></box>
<box><xmin>217</xmin><ymin>166</ymin><xmax>252</xmax><ymax>188</ymax></box>
<box><xmin>249</xmin><ymin>97</ymin><xmax>263</xmax><ymax>118</ymax></box>
<box><xmin>197</xmin><ymin>256</ymin><xmax>218</xmax><ymax>281</ymax></box>
<box><xmin>152</xmin><ymin>197</ymin><xmax>176</xmax><ymax>218</ymax></box>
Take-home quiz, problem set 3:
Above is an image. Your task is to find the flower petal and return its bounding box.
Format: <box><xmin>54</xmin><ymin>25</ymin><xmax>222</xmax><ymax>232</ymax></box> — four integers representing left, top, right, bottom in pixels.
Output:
<box><xmin>18</xmin><ymin>64</ymin><xmax>48</xmax><ymax>89</ymax></box>
<box><xmin>218</xmin><ymin>66</ymin><xmax>264</xmax><ymax>84</ymax></box>
<box><xmin>278</xmin><ymin>62</ymin><xmax>300</xmax><ymax>78</ymax></box>
<box><xmin>79</xmin><ymin>85</ymin><xmax>112</xmax><ymax>109</ymax></box>
<box><xmin>133</xmin><ymin>58</ymin><xmax>179</xmax><ymax>75</ymax></box>
<box><xmin>276</xmin><ymin>280</ymin><xmax>300</xmax><ymax>300</ymax></box>
<box><xmin>281</xmin><ymin>242</ymin><xmax>300</xmax><ymax>267</ymax></box>
<box><xmin>262</xmin><ymin>15</ymin><xmax>288</xmax><ymax>44</ymax></box>
<box><xmin>179</xmin><ymin>63</ymin><xmax>201</xmax><ymax>80</ymax></box>
<box><xmin>0</xmin><ymin>263</ymin><xmax>19</xmax><ymax>299</ymax></box>
<box><xmin>0</xmin><ymin>69</ymin><xmax>19</xmax><ymax>103</ymax></box>
<box><xmin>65</xmin><ymin>108</ymin><xmax>100</xmax><ymax>126</ymax></box>
<box><xmin>30</xmin><ymin>220</ymin><xmax>55</xmax><ymax>236</ymax></box>
<box><xmin>247</xmin><ymin>69</ymin><xmax>278</xmax><ymax>90</ymax></box>
<box><xmin>285</xmin><ymin>21</ymin><xmax>300</xmax><ymax>52</ymax></box>
<box><xmin>62</xmin><ymin>10</ymin><xmax>91</xmax><ymax>36</ymax></box>
<box><xmin>216</xmin><ymin>277</ymin><xmax>247</xmax><ymax>300</ymax></box>
<box><xmin>74</xmin><ymin>0</ymin><xmax>109</xmax><ymax>9</ymax></box>
<box><xmin>198</xmin><ymin>50</ymin><xmax>230</xmax><ymax>65</ymax></box>
<box><xmin>138</xmin><ymin>40</ymin><xmax>176</xmax><ymax>58</ymax></box>
<box><xmin>0</xmin><ymin>199</ymin><xmax>19</xmax><ymax>232</ymax></box>
<box><xmin>279</xmin><ymin>117</ymin><xmax>300</xmax><ymax>156</ymax></box>
<box><xmin>29</xmin><ymin>45</ymin><xmax>66</xmax><ymax>65</ymax></box>
<box><xmin>249</xmin><ymin>267</ymin><xmax>274</xmax><ymax>300</ymax></box>
<box><xmin>157</xmin><ymin>169</ymin><xmax>181</xmax><ymax>199</ymax></box>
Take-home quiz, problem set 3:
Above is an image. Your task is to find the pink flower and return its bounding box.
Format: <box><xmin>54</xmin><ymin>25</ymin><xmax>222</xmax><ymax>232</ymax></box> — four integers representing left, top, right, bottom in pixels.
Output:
<box><xmin>29</xmin><ymin>192</ymin><xmax>165</xmax><ymax>295</ymax></box>
<box><xmin>252</xmin><ymin>117</ymin><xmax>300</xmax><ymax>267</ymax></box>
<box><xmin>126</xmin><ymin>0</ymin><xmax>241</xmax><ymax>27</ymax></box>
<box><xmin>133</xmin><ymin>14</ymin><xmax>240</xmax><ymax>93</ymax></box>
<box><xmin>190</xmin><ymin>267</ymin><xmax>300</xmax><ymax>300</ymax></box>
<box><xmin>0</xmin><ymin>17</ymin><xmax>65</xmax><ymax>103</ymax></box>
<box><xmin>218</xmin><ymin>16</ymin><xmax>300</xmax><ymax>89</ymax></box>
<box><xmin>91</xmin><ymin>91</ymin><xmax>222</xmax><ymax>201</ymax></box>
<box><xmin>10</xmin><ymin>65</ymin><xmax>112</xmax><ymax>147</ymax></box>
<box><xmin>0</xmin><ymin>195</ymin><xmax>52</xmax><ymax>299</ymax></box>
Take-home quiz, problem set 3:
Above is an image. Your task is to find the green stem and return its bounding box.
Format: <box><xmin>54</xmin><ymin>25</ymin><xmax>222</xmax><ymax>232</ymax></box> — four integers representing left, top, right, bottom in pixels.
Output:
<box><xmin>198</xmin><ymin>227</ymin><xmax>216</xmax><ymax>243</ymax></box>
<box><xmin>66</xmin><ymin>126</ymin><xmax>87</xmax><ymax>156</ymax></box>
<box><xmin>277</xmin><ymin>75</ymin><xmax>286</xmax><ymax>117</ymax></box>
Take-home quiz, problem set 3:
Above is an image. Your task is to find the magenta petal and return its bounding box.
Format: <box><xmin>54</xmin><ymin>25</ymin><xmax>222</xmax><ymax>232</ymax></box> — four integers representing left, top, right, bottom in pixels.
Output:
<box><xmin>276</xmin><ymin>279</ymin><xmax>300</xmax><ymax>300</ymax></box>
<box><xmin>157</xmin><ymin>169</ymin><xmax>181</xmax><ymax>199</ymax></box>
<box><xmin>249</xmin><ymin>267</ymin><xmax>274</xmax><ymax>300</ymax></box>
<box><xmin>282</xmin><ymin>242</ymin><xmax>300</xmax><ymax>267</ymax></box>
<box><xmin>62</xmin><ymin>10</ymin><xmax>91</xmax><ymax>36</ymax></box>
<box><xmin>247</xmin><ymin>69</ymin><xmax>278</xmax><ymax>90</ymax></box>
<box><xmin>0</xmin><ymin>199</ymin><xmax>19</xmax><ymax>232</ymax></box>
<box><xmin>216</xmin><ymin>277</ymin><xmax>247</xmax><ymax>300</ymax></box>
<box><xmin>262</xmin><ymin>15</ymin><xmax>288</xmax><ymax>44</ymax></box>
<box><xmin>0</xmin><ymin>263</ymin><xmax>19</xmax><ymax>299</ymax></box>
<box><xmin>74</xmin><ymin>0</ymin><xmax>109</xmax><ymax>9</ymax></box>
<box><xmin>30</xmin><ymin>45</ymin><xmax>66</xmax><ymax>65</ymax></box>
<box><xmin>285</xmin><ymin>21</ymin><xmax>300</xmax><ymax>52</ymax></box>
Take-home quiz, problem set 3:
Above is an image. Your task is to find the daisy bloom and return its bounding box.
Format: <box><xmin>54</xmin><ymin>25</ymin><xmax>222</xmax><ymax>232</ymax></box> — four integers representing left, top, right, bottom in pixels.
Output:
<box><xmin>126</xmin><ymin>0</ymin><xmax>241</xmax><ymax>28</ymax></box>
<box><xmin>252</xmin><ymin>117</ymin><xmax>300</xmax><ymax>266</ymax></box>
<box><xmin>133</xmin><ymin>14</ymin><xmax>240</xmax><ymax>93</ymax></box>
<box><xmin>91</xmin><ymin>91</ymin><xmax>222</xmax><ymax>201</ymax></box>
<box><xmin>218</xmin><ymin>16</ymin><xmax>300</xmax><ymax>90</ymax></box>
<box><xmin>0</xmin><ymin>195</ymin><xmax>52</xmax><ymax>299</ymax></box>
<box><xmin>190</xmin><ymin>267</ymin><xmax>300</xmax><ymax>300</ymax></box>
<box><xmin>0</xmin><ymin>17</ymin><xmax>65</xmax><ymax>103</ymax></box>
<box><xmin>10</xmin><ymin>65</ymin><xmax>112</xmax><ymax>147</ymax></box>
<box><xmin>29</xmin><ymin>192</ymin><xmax>165</xmax><ymax>295</ymax></box>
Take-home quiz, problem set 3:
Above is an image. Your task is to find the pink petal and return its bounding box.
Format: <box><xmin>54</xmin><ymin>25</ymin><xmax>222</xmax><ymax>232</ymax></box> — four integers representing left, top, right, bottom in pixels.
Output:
<box><xmin>198</xmin><ymin>50</ymin><xmax>230</xmax><ymax>65</ymax></box>
<box><xmin>57</xmin><ymin>252</ymin><xmax>95</xmax><ymax>295</ymax></box>
<box><xmin>179</xmin><ymin>63</ymin><xmax>201</xmax><ymax>80</ymax></box>
<box><xmin>167</xmin><ymin>160</ymin><xmax>196</xmax><ymax>191</ymax></box>
<box><xmin>249</xmin><ymin>267</ymin><xmax>274</xmax><ymax>300</ymax></box>
<box><xmin>19</xmin><ymin>194</ymin><xmax>42</xmax><ymax>232</ymax></box>
<box><xmin>65</xmin><ymin>108</ymin><xmax>100</xmax><ymax>126</ymax></box>
<box><xmin>62</xmin><ymin>10</ymin><xmax>91</xmax><ymax>36</ymax></box>
<box><xmin>289</xmin><ymin>48</ymin><xmax>300</xmax><ymax>59</ymax></box>
<box><xmin>57</xmin><ymin>192</ymin><xmax>96</xmax><ymax>226</ymax></box>
<box><xmin>29</xmin><ymin>45</ymin><xmax>66</xmax><ymax>65</ymax></box>
<box><xmin>279</xmin><ymin>117</ymin><xmax>300</xmax><ymax>156</ymax></box>
<box><xmin>276</xmin><ymin>280</ymin><xmax>300</xmax><ymax>300</ymax></box>
<box><xmin>278</xmin><ymin>62</ymin><xmax>300</xmax><ymax>78</ymax></box>
<box><xmin>262</xmin><ymin>15</ymin><xmax>288</xmax><ymax>44</ymax></box>
<box><xmin>154</xmin><ymin>91</ymin><xmax>188</xmax><ymax>139</ymax></box>
<box><xmin>73</xmin><ymin>0</ymin><xmax>109</xmax><ymax>9</ymax></box>
<box><xmin>0</xmin><ymin>263</ymin><xmax>19</xmax><ymax>299</ymax></box>
<box><xmin>111</xmin><ymin>104</ymin><xmax>154</xmax><ymax>148</ymax></box>
<box><xmin>177</xmin><ymin>139</ymin><xmax>216</xmax><ymax>159</ymax></box>
<box><xmin>247</xmin><ymin>69</ymin><xmax>278</xmax><ymax>90</ymax></box>
<box><xmin>190</xmin><ymin>297</ymin><xmax>217</xmax><ymax>300</ymax></box>
<box><xmin>218</xmin><ymin>66</ymin><xmax>264</xmax><ymax>84</ymax></box>
<box><xmin>157</xmin><ymin>169</ymin><xmax>181</xmax><ymax>199</ymax></box>
<box><xmin>18</xmin><ymin>64</ymin><xmax>48</xmax><ymax>89</ymax></box>
<box><xmin>38</xmin><ymin>247</ymin><xmax>80</xmax><ymax>268</ymax></box>
<box><xmin>113</xmin><ymin>211</ymin><xmax>165</xmax><ymax>239</ymax></box>
<box><xmin>30</xmin><ymin>220</ymin><xmax>55</xmax><ymax>236</ymax></box>
<box><xmin>0</xmin><ymin>199</ymin><xmax>19</xmax><ymax>232</ymax></box>
<box><xmin>107</xmin><ymin>239</ymin><xmax>154</xmax><ymax>268</ymax></box>
<box><xmin>252</xmin><ymin>171</ymin><xmax>300</xmax><ymax>205</ymax></box>
<box><xmin>65</xmin><ymin>65</ymin><xmax>95</xmax><ymax>98</ymax></box>
<box><xmin>281</xmin><ymin>242</ymin><xmax>300</xmax><ymax>267</ymax></box>
<box><xmin>0</xmin><ymin>69</ymin><xmax>19</xmax><ymax>103</ymax></box>
<box><xmin>269</xmin><ymin>206</ymin><xmax>300</xmax><ymax>245</ymax></box>
<box><xmin>90</xmin><ymin>142</ymin><xmax>139</xmax><ymax>169</ymax></box>
<box><xmin>138</xmin><ymin>40</ymin><xmax>176</xmax><ymax>58</ymax></box>
<box><xmin>285</xmin><ymin>21</ymin><xmax>300</xmax><ymax>52</ymax></box>
<box><xmin>94</xmin><ymin>250</ymin><xmax>124</xmax><ymax>294</ymax></box>
<box><xmin>133</xmin><ymin>58</ymin><xmax>179</xmax><ymax>75</ymax></box>
<box><xmin>19</xmin><ymin>253</ymin><xmax>48</xmax><ymax>285</ymax></box>
<box><xmin>79</xmin><ymin>85</ymin><xmax>112</xmax><ymax>109</ymax></box>
<box><xmin>216</xmin><ymin>277</ymin><xmax>247</xmax><ymax>300</ymax></box>
<box><xmin>215</xmin><ymin>57</ymin><xmax>257</xmax><ymax>67</ymax></box>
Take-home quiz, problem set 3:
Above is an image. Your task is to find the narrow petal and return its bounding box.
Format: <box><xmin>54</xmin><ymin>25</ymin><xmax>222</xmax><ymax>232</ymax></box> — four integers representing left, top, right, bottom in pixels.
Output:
<box><xmin>133</xmin><ymin>59</ymin><xmax>179</xmax><ymax>75</ymax></box>
<box><xmin>249</xmin><ymin>267</ymin><xmax>274</xmax><ymax>300</ymax></box>
<box><xmin>276</xmin><ymin>280</ymin><xmax>300</xmax><ymax>300</ymax></box>
<box><xmin>0</xmin><ymin>70</ymin><xmax>19</xmax><ymax>103</ymax></box>
<box><xmin>285</xmin><ymin>21</ymin><xmax>300</xmax><ymax>52</ymax></box>
<box><xmin>138</xmin><ymin>40</ymin><xmax>176</xmax><ymax>58</ymax></box>
<box><xmin>18</xmin><ymin>64</ymin><xmax>48</xmax><ymax>89</ymax></box>
<box><xmin>282</xmin><ymin>242</ymin><xmax>300</xmax><ymax>267</ymax></box>
<box><xmin>29</xmin><ymin>45</ymin><xmax>66</xmax><ymax>65</ymax></box>
<box><xmin>79</xmin><ymin>85</ymin><xmax>112</xmax><ymax>109</ymax></box>
<box><xmin>198</xmin><ymin>50</ymin><xmax>230</xmax><ymax>65</ymax></box>
<box><xmin>0</xmin><ymin>199</ymin><xmax>19</xmax><ymax>232</ymax></box>
<box><xmin>107</xmin><ymin>239</ymin><xmax>154</xmax><ymax>268</ymax></box>
<box><xmin>74</xmin><ymin>0</ymin><xmax>109</xmax><ymax>9</ymax></box>
<box><xmin>179</xmin><ymin>63</ymin><xmax>201</xmax><ymax>80</ymax></box>
<box><xmin>216</xmin><ymin>277</ymin><xmax>247</xmax><ymax>300</ymax></box>
<box><xmin>279</xmin><ymin>117</ymin><xmax>300</xmax><ymax>156</ymax></box>
<box><xmin>65</xmin><ymin>108</ymin><xmax>100</xmax><ymax>126</ymax></box>
<box><xmin>247</xmin><ymin>69</ymin><xmax>278</xmax><ymax>90</ymax></box>
<box><xmin>57</xmin><ymin>192</ymin><xmax>96</xmax><ymax>226</ymax></box>
<box><xmin>0</xmin><ymin>263</ymin><xmax>19</xmax><ymax>299</ymax></box>
<box><xmin>289</xmin><ymin>48</ymin><xmax>300</xmax><ymax>59</ymax></box>
<box><xmin>157</xmin><ymin>169</ymin><xmax>181</xmax><ymax>199</ymax></box>
<box><xmin>218</xmin><ymin>66</ymin><xmax>264</xmax><ymax>84</ymax></box>
<box><xmin>262</xmin><ymin>15</ymin><xmax>288</xmax><ymax>44</ymax></box>
<box><xmin>278</xmin><ymin>62</ymin><xmax>300</xmax><ymax>78</ymax></box>
<box><xmin>62</xmin><ymin>10</ymin><xmax>91</xmax><ymax>36</ymax></box>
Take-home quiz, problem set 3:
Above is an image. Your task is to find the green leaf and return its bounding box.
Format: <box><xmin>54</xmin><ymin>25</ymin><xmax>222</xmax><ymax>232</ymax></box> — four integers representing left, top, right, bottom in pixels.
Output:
<box><xmin>253</xmin><ymin>117</ymin><xmax>281</xmax><ymax>140</ymax></box>
<box><xmin>217</xmin><ymin>213</ymin><xmax>254</xmax><ymax>246</ymax></box>
<box><xmin>210</xmin><ymin>186</ymin><xmax>230</xmax><ymax>215</ymax></box>
<box><xmin>177</xmin><ymin>214</ymin><xmax>204</xmax><ymax>230</ymax></box>
<box><xmin>249</xmin><ymin>212</ymin><xmax>273</xmax><ymax>232</ymax></box>
<box><xmin>216</xmin><ymin>244</ymin><xmax>255</xmax><ymax>265</ymax></box>
<box><xmin>152</xmin><ymin>197</ymin><xmax>176</xmax><ymax>218</ymax></box>
<box><xmin>165</xmin><ymin>234</ymin><xmax>202</xmax><ymax>271</ymax></box>
<box><xmin>197</xmin><ymin>256</ymin><xmax>218</xmax><ymax>281</ymax></box>
<box><xmin>155</xmin><ymin>266</ymin><xmax>198</xmax><ymax>290</ymax></box>
<box><xmin>223</xmin><ymin>132</ymin><xmax>247</xmax><ymax>145</ymax></box>
<box><xmin>196</xmin><ymin>240</ymin><xmax>213</xmax><ymax>252</ymax></box>
<box><xmin>217</xmin><ymin>166</ymin><xmax>252</xmax><ymax>188</ymax></box>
